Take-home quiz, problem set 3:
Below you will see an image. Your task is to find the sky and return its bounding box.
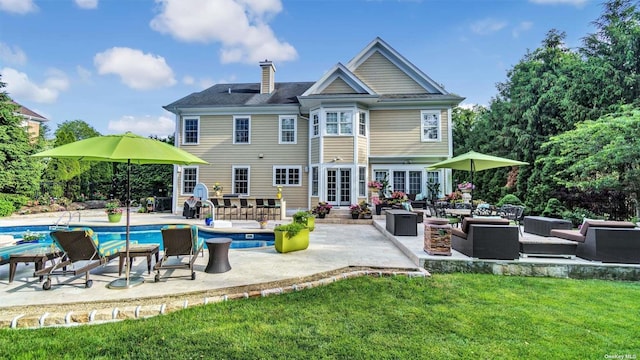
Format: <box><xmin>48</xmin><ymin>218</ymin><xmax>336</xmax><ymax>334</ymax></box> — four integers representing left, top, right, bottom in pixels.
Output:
<box><xmin>0</xmin><ymin>0</ymin><xmax>604</xmax><ymax>138</ymax></box>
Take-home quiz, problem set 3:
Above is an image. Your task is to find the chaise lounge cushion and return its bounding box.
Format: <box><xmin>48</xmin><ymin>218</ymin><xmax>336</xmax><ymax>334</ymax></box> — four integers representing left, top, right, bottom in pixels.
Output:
<box><xmin>451</xmin><ymin>217</ymin><xmax>510</xmax><ymax>239</ymax></box>
<box><xmin>551</xmin><ymin>220</ymin><xmax>636</xmax><ymax>242</ymax></box>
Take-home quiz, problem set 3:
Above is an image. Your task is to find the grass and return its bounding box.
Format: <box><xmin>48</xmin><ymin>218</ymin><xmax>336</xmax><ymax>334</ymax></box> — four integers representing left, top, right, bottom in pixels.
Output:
<box><xmin>1</xmin><ymin>273</ymin><xmax>639</xmax><ymax>359</ymax></box>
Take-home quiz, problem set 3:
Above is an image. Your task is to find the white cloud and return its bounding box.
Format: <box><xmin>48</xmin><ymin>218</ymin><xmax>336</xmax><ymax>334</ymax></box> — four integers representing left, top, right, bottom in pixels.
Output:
<box><xmin>529</xmin><ymin>0</ymin><xmax>587</xmax><ymax>6</ymax></box>
<box><xmin>0</xmin><ymin>0</ymin><xmax>37</xmax><ymax>14</ymax></box>
<box><xmin>74</xmin><ymin>0</ymin><xmax>98</xmax><ymax>9</ymax></box>
<box><xmin>107</xmin><ymin>114</ymin><xmax>175</xmax><ymax>138</ymax></box>
<box><xmin>182</xmin><ymin>75</ymin><xmax>195</xmax><ymax>85</ymax></box>
<box><xmin>512</xmin><ymin>21</ymin><xmax>533</xmax><ymax>38</ymax></box>
<box><xmin>1</xmin><ymin>67</ymin><xmax>69</xmax><ymax>103</ymax></box>
<box><xmin>150</xmin><ymin>0</ymin><xmax>297</xmax><ymax>64</ymax></box>
<box><xmin>470</xmin><ymin>18</ymin><xmax>507</xmax><ymax>35</ymax></box>
<box><xmin>0</xmin><ymin>42</ymin><xmax>27</xmax><ymax>65</ymax></box>
<box><xmin>94</xmin><ymin>47</ymin><xmax>176</xmax><ymax>90</ymax></box>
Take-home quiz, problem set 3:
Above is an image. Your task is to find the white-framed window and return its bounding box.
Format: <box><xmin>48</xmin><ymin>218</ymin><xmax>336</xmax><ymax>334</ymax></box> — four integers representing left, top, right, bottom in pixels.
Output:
<box><xmin>421</xmin><ymin>110</ymin><xmax>440</xmax><ymax>141</ymax></box>
<box><xmin>181</xmin><ymin>166</ymin><xmax>198</xmax><ymax>195</ymax></box>
<box><xmin>358</xmin><ymin>112</ymin><xmax>367</xmax><ymax>136</ymax></box>
<box><xmin>182</xmin><ymin>117</ymin><xmax>199</xmax><ymax>145</ymax></box>
<box><xmin>358</xmin><ymin>166</ymin><xmax>366</xmax><ymax>197</ymax></box>
<box><xmin>409</xmin><ymin>171</ymin><xmax>422</xmax><ymax>194</ymax></box>
<box><xmin>426</xmin><ymin>171</ymin><xmax>442</xmax><ymax>199</ymax></box>
<box><xmin>279</xmin><ymin>116</ymin><xmax>297</xmax><ymax>144</ymax></box>
<box><xmin>311</xmin><ymin>166</ymin><xmax>319</xmax><ymax>196</ymax></box>
<box><xmin>312</xmin><ymin>113</ymin><xmax>319</xmax><ymax>137</ymax></box>
<box><xmin>274</xmin><ymin>166</ymin><xmax>302</xmax><ymax>186</ymax></box>
<box><xmin>393</xmin><ymin>171</ymin><xmax>406</xmax><ymax>193</ymax></box>
<box><xmin>325</xmin><ymin>111</ymin><xmax>352</xmax><ymax>135</ymax></box>
<box><xmin>233</xmin><ymin>116</ymin><xmax>251</xmax><ymax>144</ymax></box>
<box><xmin>233</xmin><ymin>166</ymin><xmax>250</xmax><ymax>195</ymax></box>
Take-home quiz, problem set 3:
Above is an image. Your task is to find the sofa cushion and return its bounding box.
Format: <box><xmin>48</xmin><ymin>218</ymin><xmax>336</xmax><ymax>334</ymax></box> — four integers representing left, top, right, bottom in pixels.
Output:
<box><xmin>579</xmin><ymin>220</ymin><xmax>636</xmax><ymax>236</ymax></box>
<box><xmin>425</xmin><ymin>218</ymin><xmax>450</xmax><ymax>225</ymax></box>
<box><xmin>461</xmin><ymin>217</ymin><xmax>509</xmax><ymax>234</ymax></box>
<box><xmin>550</xmin><ymin>229</ymin><xmax>586</xmax><ymax>242</ymax></box>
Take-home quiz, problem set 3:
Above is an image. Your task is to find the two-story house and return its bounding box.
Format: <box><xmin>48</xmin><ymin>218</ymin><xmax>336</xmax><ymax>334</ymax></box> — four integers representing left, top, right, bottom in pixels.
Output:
<box><xmin>14</xmin><ymin>101</ymin><xmax>48</xmax><ymax>142</ymax></box>
<box><xmin>164</xmin><ymin>37</ymin><xmax>464</xmax><ymax>211</ymax></box>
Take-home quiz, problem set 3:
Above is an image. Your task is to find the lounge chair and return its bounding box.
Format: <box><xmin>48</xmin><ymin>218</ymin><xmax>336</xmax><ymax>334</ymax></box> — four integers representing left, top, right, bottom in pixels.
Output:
<box><xmin>550</xmin><ymin>220</ymin><xmax>640</xmax><ymax>263</ymax></box>
<box><xmin>451</xmin><ymin>217</ymin><xmax>519</xmax><ymax>259</ymax></box>
<box><xmin>35</xmin><ymin>227</ymin><xmax>129</xmax><ymax>290</ymax></box>
<box><xmin>154</xmin><ymin>225</ymin><xmax>203</xmax><ymax>282</ymax></box>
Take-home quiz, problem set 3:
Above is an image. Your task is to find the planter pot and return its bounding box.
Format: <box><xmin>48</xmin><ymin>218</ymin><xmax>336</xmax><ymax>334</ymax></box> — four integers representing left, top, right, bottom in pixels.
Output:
<box><xmin>375</xmin><ymin>205</ymin><xmax>382</xmax><ymax>215</ymax></box>
<box><xmin>259</xmin><ymin>221</ymin><xmax>268</xmax><ymax>229</ymax></box>
<box><xmin>351</xmin><ymin>213</ymin><xmax>360</xmax><ymax>219</ymax></box>
<box><xmin>205</xmin><ymin>218</ymin><xmax>213</xmax><ymax>226</ymax></box>
<box><xmin>317</xmin><ymin>213</ymin><xmax>326</xmax><ymax>219</ymax></box>
<box><xmin>275</xmin><ymin>228</ymin><xmax>310</xmax><ymax>253</ymax></box>
<box><xmin>107</xmin><ymin>213</ymin><xmax>122</xmax><ymax>223</ymax></box>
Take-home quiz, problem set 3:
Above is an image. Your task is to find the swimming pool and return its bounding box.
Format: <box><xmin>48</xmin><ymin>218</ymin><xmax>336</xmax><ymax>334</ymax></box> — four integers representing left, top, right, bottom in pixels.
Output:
<box><xmin>0</xmin><ymin>225</ymin><xmax>274</xmax><ymax>250</ymax></box>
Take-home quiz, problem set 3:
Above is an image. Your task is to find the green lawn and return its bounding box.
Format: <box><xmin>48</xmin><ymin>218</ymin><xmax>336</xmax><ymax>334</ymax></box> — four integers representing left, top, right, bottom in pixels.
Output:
<box><xmin>1</xmin><ymin>274</ymin><xmax>639</xmax><ymax>359</ymax></box>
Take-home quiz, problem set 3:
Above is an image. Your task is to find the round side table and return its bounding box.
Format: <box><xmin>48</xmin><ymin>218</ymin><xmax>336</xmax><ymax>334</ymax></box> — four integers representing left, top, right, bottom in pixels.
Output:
<box><xmin>205</xmin><ymin>238</ymin><xmax>232</xmax><ymax>273</ymax></box>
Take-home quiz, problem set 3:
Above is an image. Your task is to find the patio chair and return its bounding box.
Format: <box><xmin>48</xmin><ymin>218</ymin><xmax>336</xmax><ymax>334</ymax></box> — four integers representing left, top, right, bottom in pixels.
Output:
<box><xmin>239</xmin><ymin>198</ymin><xmax>254</xmax><ymax>220</ymax></box>
<box><xmin>223</xmin><ymin>198</ymin><xmax>238</xmax><ymax>220</ymax></box>
<box><xmin>154</xmin><ymin>225</ymin><xmax>203</xmax><ymax>282</ymax></box>
<box><xmin>35</xmin><ymin>227</ymin><xmax>128</xmax><ymax>290</ymax></box>
<box><xmin>255</xmin><ymin>199</ymin><xmax>268</xmax><ymax>218</ymax></box>
<box><xmin>267</xmin><ymin>199</ymin><xmax>280</xmax><ymax>220</ymax></box>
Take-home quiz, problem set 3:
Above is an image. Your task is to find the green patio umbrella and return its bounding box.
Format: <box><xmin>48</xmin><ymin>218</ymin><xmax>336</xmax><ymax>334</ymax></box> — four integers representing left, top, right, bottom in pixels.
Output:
<box><xmin>427</xmin><ymin>151</ymin><xmax>528</xmax><ymax>207</ymax></box>
<box><xmin>33</xmin><ymin>132</ymin><xmax>208</xmax><ymax>289</ymax></box>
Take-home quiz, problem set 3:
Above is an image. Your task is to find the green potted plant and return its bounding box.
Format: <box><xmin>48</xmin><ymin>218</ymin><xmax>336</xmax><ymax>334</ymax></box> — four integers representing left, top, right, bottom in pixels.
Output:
<box><xmin>292</xmin><ymin>210</ymin><xmax>315</xmax><ymax>231</ymax></box>
<box><xmin>312</xmin><ymin>202</ymin><xmax>332</xmax><ymax>218</ymax></box>
<box><xmin>105</xmin><ymin>200</ymin><xmax>123</xmax><ymax>223</ymax></box>
<box><xmin>274</xmin><ymin>222</ymin><xmax>309</xmax><ymax>253</ymax></box>
<box><xmin>358</xmin><ymin>200</ymin><xmax>372</xmax><ymax>219</ymax></box>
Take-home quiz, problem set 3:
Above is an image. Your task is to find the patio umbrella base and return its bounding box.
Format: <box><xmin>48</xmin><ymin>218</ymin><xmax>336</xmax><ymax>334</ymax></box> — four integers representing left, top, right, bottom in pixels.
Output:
<box><xmin>107</xmin><ymin>276</ymin><xmax>145</xmax><ymax>289</ymax></box>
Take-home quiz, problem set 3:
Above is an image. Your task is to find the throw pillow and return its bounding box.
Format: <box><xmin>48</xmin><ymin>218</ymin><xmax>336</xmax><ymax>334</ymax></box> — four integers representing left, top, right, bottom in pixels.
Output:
<box><xmin>415</xmin><ymin>193</ymin><xmax>424</xmax><ymax>201</ymax></box>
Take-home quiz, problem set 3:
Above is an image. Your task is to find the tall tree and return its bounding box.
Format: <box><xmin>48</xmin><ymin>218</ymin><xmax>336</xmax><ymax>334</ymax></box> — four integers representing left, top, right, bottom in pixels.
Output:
<box><xmin>0</xmin><ymin>76</ymin><xmax>43</xmax><ymax>197</ymax></box>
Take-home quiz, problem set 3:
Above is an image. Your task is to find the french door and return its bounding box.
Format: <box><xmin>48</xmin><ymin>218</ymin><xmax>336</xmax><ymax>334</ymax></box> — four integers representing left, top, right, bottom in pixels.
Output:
<box><xmin>326</xmin><ymin>168</ymin><xmax>351</xmax><ymax>206</ymax></box>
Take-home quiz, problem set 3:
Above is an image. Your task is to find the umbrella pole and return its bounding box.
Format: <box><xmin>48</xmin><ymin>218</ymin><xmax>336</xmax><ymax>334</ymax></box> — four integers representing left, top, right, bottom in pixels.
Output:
<box><xmin>470</xmin><ymin>160</ymin><xmax>474</xmax><ymax>212</ymax></box>
<box><xmin>107</xmin><ymin>159</ymin><xmax>144</xmax><ymax>289</ymax></box>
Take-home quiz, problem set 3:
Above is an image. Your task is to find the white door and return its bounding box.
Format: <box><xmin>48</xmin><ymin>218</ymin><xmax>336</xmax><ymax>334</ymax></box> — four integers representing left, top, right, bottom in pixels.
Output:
<box><xmin>326</xmin><ymin>168</ymin><xmax>351</xmax><ymax>206</ymax></box>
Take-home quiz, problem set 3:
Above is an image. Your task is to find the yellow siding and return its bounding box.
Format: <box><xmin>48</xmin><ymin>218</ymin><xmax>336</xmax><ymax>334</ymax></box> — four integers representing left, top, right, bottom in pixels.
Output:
<box><xmin>369</xmin><ymin>109</ymin><xmax>449</xmax><ymax>156</ymax></box>
<box><xmin>310</xmin><ymin>137</ymin><xmax>320</xmax><ymax>163</ymax></box>
<box><xmin>179</xmin><ymin>114</ymin><xmax>309</xmax><ymax>209</ymax></box>
<box><xmin>353</xmin><ymin>51</ymin><xmax>426</xmax><ymax>95</ymax></box>
<box><xmin>324</xmin><ymin>137</ymin><xmax>354</xmax><ymax>162</ymax></box>
<box><xmin>321</xmin><ymin>77</ymin><xmax>358</xmax><ymax>94</ymax></box>
<box><xmin>357</xmin><ymin>137</ymin><xmax>368</xmax><ymax>163</ymax></box>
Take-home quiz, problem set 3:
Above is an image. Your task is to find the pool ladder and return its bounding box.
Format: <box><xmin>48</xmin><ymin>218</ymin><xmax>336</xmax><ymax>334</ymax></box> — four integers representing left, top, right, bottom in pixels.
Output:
<box><xmin>49</xmin><ymin>210</ymin><xmax>81</xmax><ymax>230</ymax></box>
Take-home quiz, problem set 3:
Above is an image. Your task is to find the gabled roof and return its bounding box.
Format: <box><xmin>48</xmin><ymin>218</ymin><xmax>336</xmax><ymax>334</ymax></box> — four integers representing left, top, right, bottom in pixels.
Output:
<box><xmin>13</xmin><ymin>101</ymin><xmax>48</xmax><ymax>122</ymax></box>
<box><xmin>345</xmin><ymin>37</ymin><xmax>448</xmax><ymax>95</ymax></box>
<box><xmin>301</xmin><ymin>63</ymin><xmax>375</xmax><ymax>96</ymax></box>
<box><xmin>164</xmin><ymin>82</ymin><xmax>314</xmax><ymax>112</ymax></box>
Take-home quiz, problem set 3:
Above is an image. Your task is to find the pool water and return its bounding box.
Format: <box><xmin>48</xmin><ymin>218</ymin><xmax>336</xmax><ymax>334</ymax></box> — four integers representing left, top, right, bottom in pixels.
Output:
<box><xmin>0</xmin><ymin>225</ymin><xmax>274</xmax><ymax>250</ymax></box>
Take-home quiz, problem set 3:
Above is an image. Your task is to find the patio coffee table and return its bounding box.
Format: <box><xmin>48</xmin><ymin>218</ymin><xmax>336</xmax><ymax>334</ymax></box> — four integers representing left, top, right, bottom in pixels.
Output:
<box><xmin>118</xmin><ymin>244</ymin><xmax>160</xmax><ymax>276</ymax></box>
<box><xmin>9</xmin><ymin>246</ymin><xmax>62</xmax><ymax>283</ymax></box>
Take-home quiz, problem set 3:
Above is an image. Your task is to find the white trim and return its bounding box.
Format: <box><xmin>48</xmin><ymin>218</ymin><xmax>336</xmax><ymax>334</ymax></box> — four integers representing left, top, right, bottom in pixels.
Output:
<box><xmin>420</xmin><ymin>110</ymin><xmax>441</xmax><ymax>142</ymax></box>
<box><xmin>447</xmin><ymin>108</ymin><xmax>453</xmax><ymax>157</ymax></box>
<box><xmin>301</xmin><ymin>63</ymin><xmax>376</xmax><ymax>96</ymax></box>
<box><xmin>278</xmin><ymin>115</ymin><xmax>297</xmax><ymax>144</ymax></box>
<box><xmin>232</xmin><ymin>165</ymin><xmax>250</xmax><ymax>196</ymax></box>
<box><xmin>181</xmin><ymin>116</ymin><xmax>200</xmax><ymax>145</ymax></box>
<box><xmin>273</xmin><ymin>165</ymin><xmax>303</xmax><ymax>186</ymax></box>
<box><xmin>233</xmin><ymin>115</ymin><xmax>251</xmax><ymax>145</ymax></box>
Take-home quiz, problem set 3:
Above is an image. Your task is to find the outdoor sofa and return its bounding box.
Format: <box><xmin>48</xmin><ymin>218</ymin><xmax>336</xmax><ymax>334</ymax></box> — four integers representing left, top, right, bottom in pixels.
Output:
<box><xmin>451</xmin><ymin>217</ymin><xmax>519</xmax><ymax>260</ymax></box>
<box><xmin>549</xmin><ymin>220</ymin><xmax>640</xmax><ymax>264</ymax></box>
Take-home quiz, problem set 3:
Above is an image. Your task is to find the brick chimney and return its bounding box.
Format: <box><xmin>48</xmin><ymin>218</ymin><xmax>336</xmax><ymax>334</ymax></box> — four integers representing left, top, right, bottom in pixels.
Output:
<box><xmin>259</xmin><ymin>60</ymin><xmax>276</xmax><ymax>94</ymax></box>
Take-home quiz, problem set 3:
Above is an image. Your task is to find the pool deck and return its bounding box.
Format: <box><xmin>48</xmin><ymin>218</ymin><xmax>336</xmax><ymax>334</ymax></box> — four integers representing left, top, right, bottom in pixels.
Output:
<box><xmin>1</xmin><ymin>209</ymin><xmax>639</xmax><ymax>328</ymax></box>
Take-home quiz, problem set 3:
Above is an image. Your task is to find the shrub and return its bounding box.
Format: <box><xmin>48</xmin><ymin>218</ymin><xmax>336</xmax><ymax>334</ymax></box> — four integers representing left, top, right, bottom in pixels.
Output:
<box><xmin>496</xmin><ymin>194</ymin><xmax>523</xmax><ymax>207</ymax></box>
<box><xmin>0</xmin><ymin>193</ymin><xmax>29</xmax><ymax>210</ymax></box>
<box><xmin>0</xmin><ymin>199</ymin><xmax>15</xmax><ymax>217</ymax></box>
<box><xmin>274</xmin><ymin>222</ymin><xmax>306</xmax><ymax>237</ymax></box>
<box><xmin>292</xmin><ymin>210</ymin><xmax>313</xmax><ymax>223</ymax></box>
<box><xmin>562</xmin><ymin>207</ymin><xmax>603</xmax><ymax>227</ymax></box>
<box><xmin>541</xmin><ymin>198</ymin><xmax>566</xmax><ymax>219</ymax></box>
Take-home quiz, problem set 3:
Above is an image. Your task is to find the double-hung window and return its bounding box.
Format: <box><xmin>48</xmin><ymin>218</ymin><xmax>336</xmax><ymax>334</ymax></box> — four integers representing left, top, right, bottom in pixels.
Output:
<box><xmin>325</xmin><ymin>111</ymin><xmax>352</xmax><ymax>135</ymax></box>
<box><xmin>358</xmin><ymin>167</ymin><xmax>366</xmax><ymax>197</ymax></box>
<box><xmin>421</xmin><ymin>110</ymin><xmax>440</xmax><ymax>141</ymax></box>
<box><xmin>279</xmin><ymin>116</ymin><xmax>296</xmax><ymax>144</ymax></box>
<box><xmin>182</xmin><ymin>117</ymin><xmax>199</xmax><ymax>144</ymax></box>
<box><xmin>312</xmin><ymin>113</ymin><xmax>319</xmax><ymax>137</ymax></box>
<box><xmin>234</xmin><ymin>116</ymin><xmax>250</xmax><ymax>144</ymax></box>
<box><xmin>274</xmin><ymin>166</ymin><xmax>301</xmax><ymax>186</ymax></box>
<box><xmin>181</xmin><ymin>167</ymin><xmax>198</xmax><ymax>194</ymax></box>
<box><xmin>233</xmin><ymin>166</ymin><xmax>249</xmax><ymax>195</ymax></box>
<box><xmin>311</xmin><ymin>166</ymin><xmax>318</xmax><ymax>196</ymax></box>
<box><xmin>358</xmin><ymin>112</ymin><xmax>366</xmax><ymax>136</ymax></box>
